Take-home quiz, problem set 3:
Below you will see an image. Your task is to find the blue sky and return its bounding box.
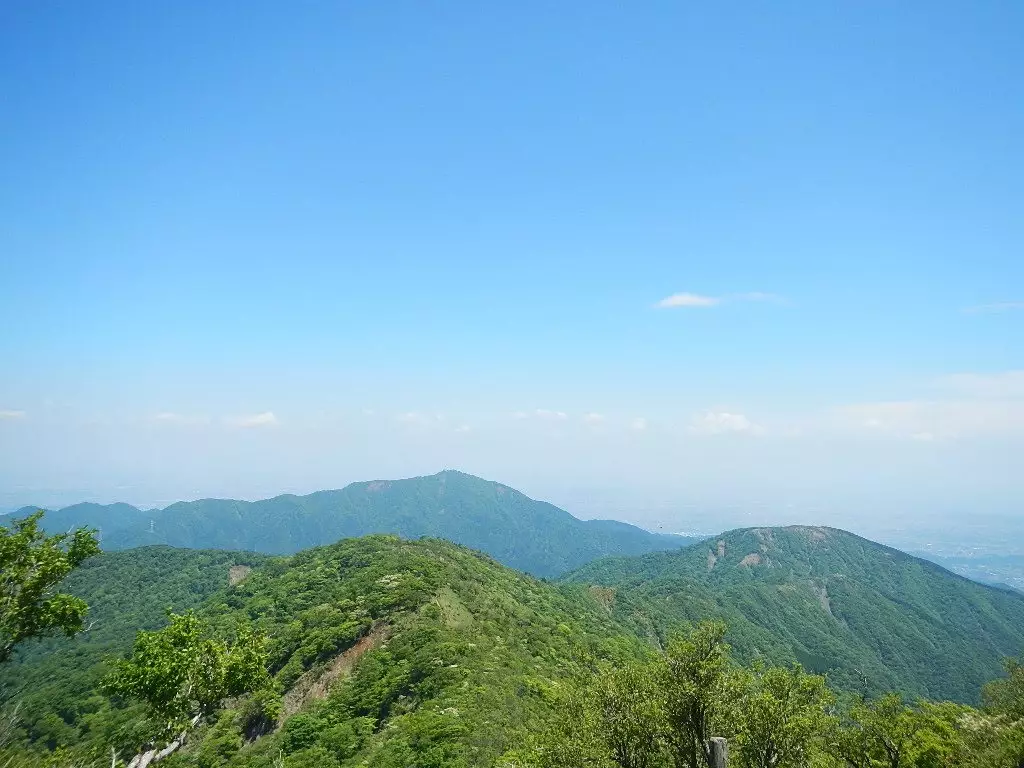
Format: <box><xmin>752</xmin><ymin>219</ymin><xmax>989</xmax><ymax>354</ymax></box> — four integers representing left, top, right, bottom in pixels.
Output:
<box><xmin>1</xmin><ymin>2</ymin><xmax>1021</xmax><ymax>531</ymax></box>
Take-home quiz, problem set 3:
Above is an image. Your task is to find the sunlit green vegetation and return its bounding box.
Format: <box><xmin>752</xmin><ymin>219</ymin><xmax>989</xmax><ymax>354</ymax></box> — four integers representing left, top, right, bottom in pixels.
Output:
<box><xmin>564</xmin><ymin>525</ymin><xmax>1024</xmax><ymax>701</ymax></box>
<box><xmin>3</xmin><ymin>517</ymin><xmax>1024</xmax><ymax>767</ymax></box>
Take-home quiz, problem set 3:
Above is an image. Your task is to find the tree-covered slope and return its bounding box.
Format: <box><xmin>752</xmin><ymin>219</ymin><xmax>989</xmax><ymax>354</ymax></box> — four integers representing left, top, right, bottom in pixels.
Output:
<box><xmin>563</xmin><ymin>525</ymin><xmax>1024</xmax><ymax>703</ymax></box>
<box><xmin>0</xmin><ymin>546</ymin><xmax>270</xmax><ymax>750</ymax></box>
<box><xmin>6</xmin><ymin>530</ymin><xmax>1024</xmax><ymax>766</ymax></box>
<box><xmin>1</xmin><ymin>536</ymin><xmax>643</xmax><ymax>767</ymax></box>
<box><xmin>19</xmin><ymin>471</ymin><xmax>692</xmax><ymax>577</ymax></box>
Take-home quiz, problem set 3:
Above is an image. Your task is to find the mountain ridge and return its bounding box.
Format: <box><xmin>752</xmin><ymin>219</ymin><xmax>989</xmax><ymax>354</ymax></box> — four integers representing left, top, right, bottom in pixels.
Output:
<box><xmin>563</xmin><ymin>524</ymin><xmax>1024</xmax><ymax>701</ymax></box>
<box><xmin>6</xmin><ymin>528</ymin><xmax>1024</xmax><ymax>766</ymax></box>
<box><xmin>0</xmin><ymin>535</ymin><xmax>644</xmax><ymax>766</ymax></box>
<box><xmin>14</xmin><ymin>470</ymin><xmax>694</xmax><ymax>577</ymax></box>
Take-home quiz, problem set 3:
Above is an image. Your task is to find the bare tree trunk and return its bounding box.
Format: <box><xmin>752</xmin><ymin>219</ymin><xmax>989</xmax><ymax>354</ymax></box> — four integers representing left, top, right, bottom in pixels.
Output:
<box><xmin>126</xmin><ymin>715</ymin><xmax>201</xmax><ymax>768</ymax></box>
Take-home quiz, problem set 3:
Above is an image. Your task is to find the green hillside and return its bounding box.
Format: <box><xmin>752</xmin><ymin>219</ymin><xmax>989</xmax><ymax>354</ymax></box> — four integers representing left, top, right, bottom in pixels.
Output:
<box><xmin>563</xmin><ymin>525</ymin><xmax>1024</xmax><ymax>702</ymax></box>
<box><xmin>5</xmin><ymin>528</ymin><xmax>1024</xmax><ymax>766</ymax></box>
<box><xmin>19</xmin><ymin>471</ymin><xmax>692</xmax><ymax>577</ymax></box>
<box><xmin>1</xmin><ymin>536</ymin><xmax>641</xmax><ymax>767</ymax></box>
<box><xmin>0</xmin><ymin>546</ymin><xmax>270</xmax><ymax>749</ymax></box>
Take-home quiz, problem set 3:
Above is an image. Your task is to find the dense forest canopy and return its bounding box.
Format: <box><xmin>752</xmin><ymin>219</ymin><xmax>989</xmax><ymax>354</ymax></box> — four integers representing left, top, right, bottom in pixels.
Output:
<box><xmin>2</xmin><ymin>513</ymin><xmax>1024</xmax><ymax>767</ymax></box>
<box><xmin>563</xmin><ymin>525</ymin><xmax>1024</xmax><ymax>702</ymax></box>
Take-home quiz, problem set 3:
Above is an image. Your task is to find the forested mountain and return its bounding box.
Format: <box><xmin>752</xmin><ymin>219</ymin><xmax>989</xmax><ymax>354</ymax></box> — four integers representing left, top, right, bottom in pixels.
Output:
<box><xmin>563</xmin><ymin>525</ymin><xmax>1024</xmax><ymax>702</ymax></box>
<box><xmin>4</xmin><ymin>528</ymin><xmax>1024</xmax><ymax>766</ymax></box>
<box><xmin>16</xmin><ymin>471</ymin><xmax>692</xmax><ymax>577</ymax></box>
<box><xmin>1</xmin><ymin>536</ymin><xmax>642</xmax><ymax>767</ymax></box>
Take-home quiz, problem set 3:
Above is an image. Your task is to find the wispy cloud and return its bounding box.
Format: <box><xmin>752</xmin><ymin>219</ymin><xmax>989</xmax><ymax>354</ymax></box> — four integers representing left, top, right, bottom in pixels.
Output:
<box><xmin>534</xmin><ymin>409</ymin><xmax>568</xmax><ymax>421</ymax></box>
<box><xmin>230</xmin><ymin>411</ymin><xmax>279</xmax><ymax>428</ymax></box>
<box><xmin>655</xmin><ymin>293</ymin><xmax>721</xmax><ymax>308</ymax></box>
<box><xmin>0</xmin><ymin>410</ymin><xmax>26</xmax><ymax>420</ymax></box>
<box><xmin>582</xmin><ymin>412</ymin><xmax>606</xmax><ymax>426</ymax></box>
<box><xmin>689</xmin><ymin>411</ymin><xmax>764</xmax><ymax>436</ymax></box>
<box><xmin>454</xmin><ymin>424</ymin><xmax>472</xmax><ymax>434</ymax></box>
<box><xmin>655</xmin><ymin>291</ymin><xmax>785</xmax><ymax>309</ymax></box>
<box><xmin>962</xmin><ymin>302</ymin><xmax>1024</xmax><ymax>314</ymax></box>
<box><xmin>630</xmin><ymin>417</ymin><xmax>648</xmax><ymax>431</ymax></box>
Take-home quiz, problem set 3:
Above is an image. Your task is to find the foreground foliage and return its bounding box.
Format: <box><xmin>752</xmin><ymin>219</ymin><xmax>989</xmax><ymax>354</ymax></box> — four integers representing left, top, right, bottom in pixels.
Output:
<box><xmin>105</xmin><ymin>611</ymin><xmax>273</xmax><ymax>754</ymax></box>
<box><xmin>0</xmin><ymin>511</ymin><xmax>100</xmax><ymax>664</ymax></box>
<box><xmin>0</xmin><ymin>545</ymin><xmax>269</xmax><ymax>758</ymax></box>
<box><xmin>519</xmin><ymin>623</ymin><xmax>1024</xmax><ymax>768</ymax></box>
<box><xmin>2</xmin><ymin>523</ymin><xmax>1024</xmax><ymax>766</ymax></box>
<box><xmin>1</xmin><ymin>534</ymin><xmax>642</xmax><ymax>766</ymax></box>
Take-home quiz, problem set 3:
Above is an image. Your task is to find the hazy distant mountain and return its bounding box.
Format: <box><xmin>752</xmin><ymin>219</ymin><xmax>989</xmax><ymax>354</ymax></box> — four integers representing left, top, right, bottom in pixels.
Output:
<box><xmin>16</xmin><ymin>470</ymin><xmax>694</xmax><ymax>577</ymax></box>
<box><xmin>564</xmin><ymin>524</ymin><xmax>1024</xmax><ymax>702</ymax></box>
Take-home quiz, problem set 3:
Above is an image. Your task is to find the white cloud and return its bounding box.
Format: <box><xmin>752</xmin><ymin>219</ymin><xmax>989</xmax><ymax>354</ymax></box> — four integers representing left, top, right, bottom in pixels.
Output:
<box><xmin>231</xmin><ymin>411</ymin><xmax>279</xmax><ymax>428</ymax></box>
<box><xmin>454</xmin><ymin>424</ymin><xmax>472</xmax><ymax>433</ymax></box>
<box><xmin>0</xmin><ymin>410</ymin><xmax>26</xmax><ymax>420</ymax></box>
<box><xmin>534</xmin><ymin>409</ymin><xmax>568</xmax><ymax>421</ymax></box>
<box><xmin>656</xmin><ymin>293</ymin><xmax>721</xmax><ymax>308</ymax></box>
<box><xmin>655</xmin><ymin>291</ymin><xmax>786</xmax><ymax>309</ymax></box>
<box><xmin>689</xmin><ymin>411</ymin><xmax>763</xmax><ymax>435</ymax></box>
<box><xmin>963</xmin><ymin>302</ymin><xmax>1024</xmax><ymax>314</ymax></box>
<box><xmin>582</xmin><ymin>412</ymin><xmax>606</xmax><ymax>426</ymax></box>
<box><xmin>630</xmin><ymin>417</ymin><xmax>648</xmax><ymax>431</ymax></box>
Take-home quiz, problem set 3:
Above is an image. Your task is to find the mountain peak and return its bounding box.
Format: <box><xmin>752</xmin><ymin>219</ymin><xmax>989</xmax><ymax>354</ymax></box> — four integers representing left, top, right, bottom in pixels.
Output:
<box><xmin>565</xmin><ymin>523</ymin><xmax>1024</xmax><ymax>702</ymax></box>
<box><xmin>28</xmin><ymin>472</ymin><xmax>695</xmax><ymax>578</ymax></box>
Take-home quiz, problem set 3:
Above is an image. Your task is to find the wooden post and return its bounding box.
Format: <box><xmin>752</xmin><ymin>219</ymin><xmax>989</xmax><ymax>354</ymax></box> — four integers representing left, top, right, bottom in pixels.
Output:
<box><xmin>709</xmin><ymin>736</ymin><xmax>728</xmax><ymax>768</ymax></box>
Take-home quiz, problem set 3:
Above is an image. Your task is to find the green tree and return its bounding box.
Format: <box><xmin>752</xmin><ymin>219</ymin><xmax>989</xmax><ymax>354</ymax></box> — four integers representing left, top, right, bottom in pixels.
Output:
<box><xmin>0</xmin><ymin>511</ymin><xmax>100</xmax><ymax>664</ymax></box>
<box><xmin>524</xmin><ymin>660</ymin><xmax>664</xmax><ymax>768</ymax></box>
<box><xmin>981</xmin><ymin>657</ymin><xmax>1024</xmax><ymax>768</ymax></box>
<box><xmin>834</xmin><ymin>695</ymin><xmax>910</xmax><ymax>768</ymax></box>
<box><xmin>832</xmin><ymin>695</ymin><xmax>982</xmax><ymax>768</ymax></box>
<box><xmin>595</xmin><ymin>661</ymin><xmax>667</xmax><ymax>768</ymax></box>
<box><xmin>733</xmin><ymin>664</ymin><xmax>835</xmax><ymax>768</ymax></box>
<box><xmin>911</xmin><ymin>701</ymin><xmax>973</xmax><ymax>768</ymax></box>
<box><xmin>984</xmin><ymin>657</ymin><xmax>1024</xmax><ymax>721</ymax></box>
<box><xmin>104</xmin><ymin>610</ymin><xmax>270</xmax><ymax>756</ymax></box>
<box><xmin>837</xmin><ymin>694</ymin><xmax>934</xmax><ymax>768</ymax></box>
<box><xmin>660</xmin><ymin>621</ymin><xmax>735</xmax><ymax>768</ymax></box>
